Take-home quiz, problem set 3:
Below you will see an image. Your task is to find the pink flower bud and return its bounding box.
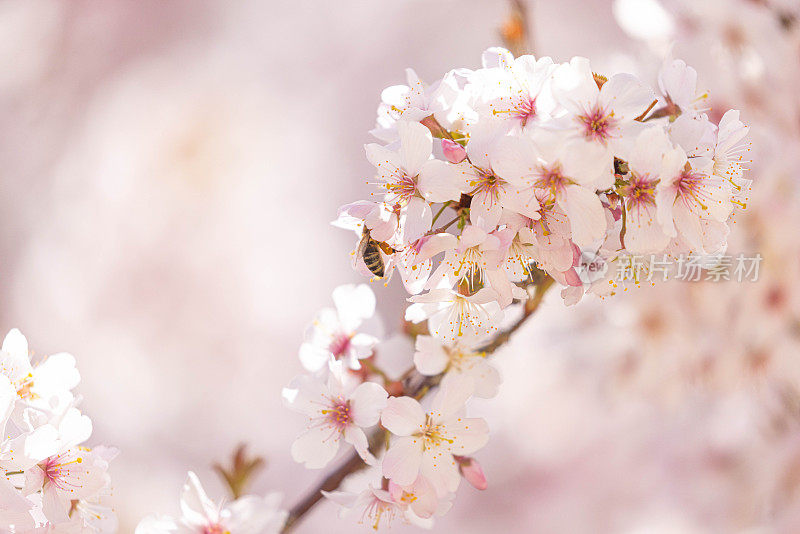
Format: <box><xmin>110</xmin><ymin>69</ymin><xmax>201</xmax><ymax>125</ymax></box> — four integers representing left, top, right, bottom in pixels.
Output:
<box><xmin>441</xmin><ymin>139</ymin><xmax>467</xmax><ymax>163</ymax></box>
<box><xmin>456</xmin><ymin>456</ymin><xmax>488</xmax><ymax>490</ymax></box>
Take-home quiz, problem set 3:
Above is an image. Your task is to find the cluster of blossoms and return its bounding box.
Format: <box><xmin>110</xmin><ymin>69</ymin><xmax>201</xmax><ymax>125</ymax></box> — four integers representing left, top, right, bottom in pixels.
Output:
<box><xmin>273</xmin><ymin>46</ymin><xmax>753</xmax><ymax>530</ymax></box>
<box><xmin>336</xmin><ymin>46</ymin><xmax>751</xmax><ymax>314</ymax></box>
<box><xmin>0</xmin><ymin>329</ymin><xmax>117</xmax><ymax>533</ymax></box>
<box><xmin>284</xmin><ymin>284</ymin><xmax>490</xmax><ymax>529</ymax></box>
<box><xmin>138</xmin><ymin>45</ymin><xmax>753</xmax><ymax>532</ymax></box>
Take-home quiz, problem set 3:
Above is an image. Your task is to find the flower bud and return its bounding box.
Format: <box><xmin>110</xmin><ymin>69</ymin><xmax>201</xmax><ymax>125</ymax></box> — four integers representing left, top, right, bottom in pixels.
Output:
<box><xmin>441</xmin><ymin>139</ymin><xmax>467</xmax><ymax>163</ymax></box>
<box><xmin>455</xmin><ymin>456</ymin><xmax>488</xmax><ymax>490</ymax></box>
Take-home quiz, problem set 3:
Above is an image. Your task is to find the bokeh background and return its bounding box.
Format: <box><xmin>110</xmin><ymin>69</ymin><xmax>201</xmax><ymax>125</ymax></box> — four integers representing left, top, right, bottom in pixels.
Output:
<box><xmin>2</xmin><ymin>0</ymin><xmax>799</xmax><ymax>532</ymax></box>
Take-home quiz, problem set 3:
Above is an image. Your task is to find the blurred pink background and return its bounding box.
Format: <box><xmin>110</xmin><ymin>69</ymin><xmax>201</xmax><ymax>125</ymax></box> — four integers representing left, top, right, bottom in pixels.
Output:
<box><xmin>3</xmin><ymin>0</ymin><xmax>799</xmax><ymax>532</ymax></box>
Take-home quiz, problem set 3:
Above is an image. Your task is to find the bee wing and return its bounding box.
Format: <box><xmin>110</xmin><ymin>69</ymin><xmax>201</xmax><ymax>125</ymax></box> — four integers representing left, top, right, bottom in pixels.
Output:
<box><xmin>381</xmin><ymin>249</ymin><xmax>397</xmax><ymax>283</ymax></box>
<box><xmin>353</xmin><ymin>234</ymin><xmax>369</xmax><ymax>269</ymax></box>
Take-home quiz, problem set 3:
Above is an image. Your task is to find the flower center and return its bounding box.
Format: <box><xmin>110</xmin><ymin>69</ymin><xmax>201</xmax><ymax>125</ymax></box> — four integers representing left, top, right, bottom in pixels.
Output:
<box><xmin>42</xmin><ymin>453</ymin><xmax>84</xmax><ymax>491</ymax></box>
<box><xmin>514</xmin><ymin>96</ymin><xmax>537</xmax><ymax>126</ymax></box>
<box><xmin>621</xmin><ymin>174</ymin><xmax>658</xmax><ymax>210</ymax></box>
<box><xmin>362</xmin><ymin>495</ymin><xmax>397</xmax><ymax>530</ymax></box>
<box><xmin>15</xmin><ymin>373</ymin><xmax>36</xmax><ymax>400</ymax></box>
<box><xmin>203</xmin><ymin>525</ymin><xmax>229</xmax><ymax>534</ymax></box>
<box><xmin>384</xmin><ymin>171</ymin><xmax>419</xmax><ymax>203</ymax></box>
<box><xmin>579</xmin><ymin>106</ymin><xmax>615</xmax><ymax>142</ymax></box>
<box><xmin>443</xmin><ymin>294</ymin><xmax>494</xmax><ymax>340</ymax></box>
<box><xmin>448</xmin><ymin>347</ymin><xmax>483</xmax><ymax>372</ymax></box>
<box><xmin>328</xmin><ymin>333</ymin><xmax>352</xmax><ymax>358</ymax></box>
<box><xmin>493</xmin><ymin>95</ymin><xmax>537</xmax><ymax>126</ymax></box>
<box><xmin>676</xmin><ymin>170</ymin><xmax>710</xmax><ymax>211</ymax></box>
<box><xmin>469</xmin><ymin>167</ymin><xmax>506</xmax><ymax>198</ymax></box>
<box><xmin>534</xmin><ymin>164</ymin><xmax>570</xmax><ymax>202</ymax></box>
<box><xmin>322</xmin><ymin>398</ymin><xmax>352</xmax><ymax>429</ymax></box>
<box><xmin>508</xmin><ymin>237</ymin><xmax>536</xmax><ymax>276</ymax></box>
<box><xmin>453</xmin><ymin>247</ymin><xmax>486</xmax><ymax>291</ymax></box>
<box><xmin>422</xmin><ymin>415</ymin><xmax>454</xmax><ymax>449</ymax></box>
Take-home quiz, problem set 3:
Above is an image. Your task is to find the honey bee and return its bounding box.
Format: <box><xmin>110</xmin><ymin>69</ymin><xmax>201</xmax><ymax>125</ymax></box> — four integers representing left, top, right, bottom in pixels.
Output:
<box><xmin>356</xmin><ymin>227</ymin><xmax>396</xmax><ymax>278</ymax></box>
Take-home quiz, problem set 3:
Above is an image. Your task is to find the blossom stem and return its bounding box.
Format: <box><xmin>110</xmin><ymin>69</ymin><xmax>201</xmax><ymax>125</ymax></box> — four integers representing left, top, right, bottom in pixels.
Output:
<box><xmin>431</xmin><ymin>201</ymin><xmax>453</xmax><ymax>226</ymax></box>
<box><xmin>429</xmin><ymin>217</ymin><xmax>459</xmax><ymax>235</ymax></box>
<box><xmin>280</xmin><ymin>274</ymin><xmax>554</xmax><ymax>532</ymax></box>
<box><xmin>634</xmin><ymin>99</ymin><xmax>659</xmax><ymax>122</ymax></box>
<box><xmin>639</xmin><ymin>102</ymin><xmax>682</xmax><ymax>122</ymax></box>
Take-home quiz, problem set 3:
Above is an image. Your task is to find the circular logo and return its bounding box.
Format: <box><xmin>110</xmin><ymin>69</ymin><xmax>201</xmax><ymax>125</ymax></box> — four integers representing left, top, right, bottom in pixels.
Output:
<box><xmin>575</xmin><ymin>249</ymin><xmax>608</xmax><ymax>284</ymax></box>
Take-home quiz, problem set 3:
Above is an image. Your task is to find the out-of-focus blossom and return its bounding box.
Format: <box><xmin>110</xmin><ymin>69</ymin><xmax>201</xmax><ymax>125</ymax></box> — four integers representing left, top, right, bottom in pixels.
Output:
<box><xmin>135</xmin><ymin>472</ymin><xmax>286</xmax><ymax>534</ymax></box>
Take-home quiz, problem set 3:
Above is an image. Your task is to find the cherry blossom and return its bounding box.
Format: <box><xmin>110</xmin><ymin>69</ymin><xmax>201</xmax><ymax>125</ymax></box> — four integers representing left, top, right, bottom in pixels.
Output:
<box><xmin>658</xmin><ymin>55</ymin><xmax>707</xmax><ymax>118</ymax></box>
<box><xmin>0</xmin><ymin>328</ymin><xmax>80</xmax><ymax>425</ymax></box>
<box><xmin>492</xmin><ymin>129</ymin><xmax>609</xmax><ymax>247</ymax></box>
<box><xmin>283</xmin><ymin>361</ymin><xmax>388</xmax><ymax>468</ymax></box>
<box><xmin>23</xmin><ymin>446</ymin><xmax>111</xmax><ymax>524</ymax></box>
<box><xmin>365</xmin><ymin>121</ymin><xmax>446</xmax><ymax>243</ymax></box>
<box><xmin>405</xmin><ymin>288</ymin><xmax>503</xmax><ymax>343</ymax></box>
<box><xmin>619</xmin><ymin>127</ymin><xmax>673</xmax><ymax>254</ymax></box>
<box><xmin>298</xmin><ymin>284</ymin><xmax>379</xmax><ymax>373</ymax></box>
<box><xmin>656</xmin><ymin>138</ymin><xmax>733</xmax><ymax>253</ymax></box>
<box><xmin>469</xmin><ymin>47</ymin><xmax>557</xmax><ymax>132</ymax></box>
<box><xmin>424</xmin><ymin>224</ymin><xmax>520</xmax><ymax>306</ymax></box>
<box><xmin>413</xmin><ymin>335</ymin><xmax>501</xmax><ymax>399</ymax></box>
<box><xmin>387</xmin><ymin>475</ymin><xmax>445</xmax><ymax>521</ymax></box>
<box><xmin>551</xmin><ymin>56</ymin><xmax>655</xmax><ymax>181</ymax></box>
<box><xmin>371</xmin><ymin>68</ymin><xmax>463</xmax><ymax>143</ymax></box>
<box><xmin>0</xmin><ymin>329</ymin><xmax>117</xmax><ymax>532</ymax></box>
<box><xmin>713</xmin><ymin>109</ymin><xmax>752</xmax><ymax>194</ymax></box>
<box><xmin>381</xmin><ymin>376</ymin><xmax>489</xmax><ymax>494</ymax></box>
